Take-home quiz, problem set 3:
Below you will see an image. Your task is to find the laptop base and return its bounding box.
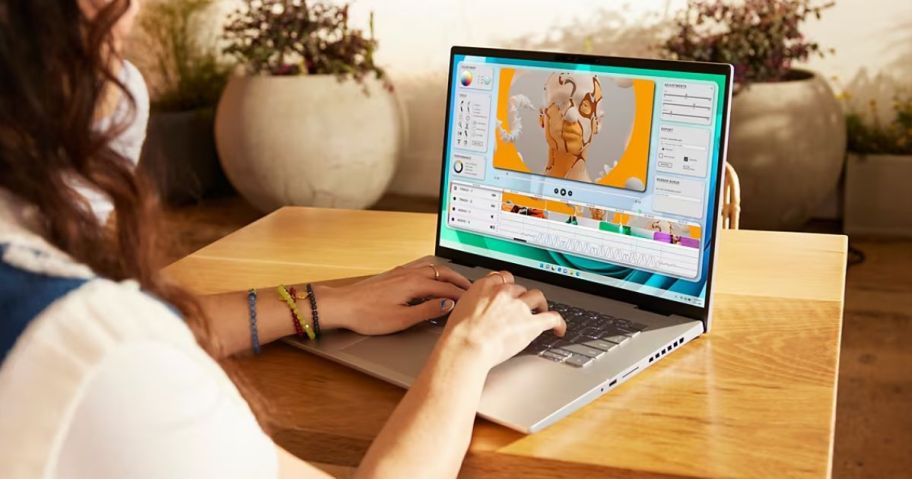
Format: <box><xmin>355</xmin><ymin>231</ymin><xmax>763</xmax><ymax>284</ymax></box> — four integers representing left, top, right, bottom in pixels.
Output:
<box><xmin>286</xmin><ymin>257</ymin><xmax>703</xmax><ymax>433</ymax></box>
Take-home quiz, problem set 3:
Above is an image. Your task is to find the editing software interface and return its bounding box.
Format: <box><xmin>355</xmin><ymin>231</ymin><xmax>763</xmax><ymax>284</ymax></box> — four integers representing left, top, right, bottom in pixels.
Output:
<box><xmin>439</xmin><ymin>53</ymin><xmax>728</xmax><ymax>307</ymax></box>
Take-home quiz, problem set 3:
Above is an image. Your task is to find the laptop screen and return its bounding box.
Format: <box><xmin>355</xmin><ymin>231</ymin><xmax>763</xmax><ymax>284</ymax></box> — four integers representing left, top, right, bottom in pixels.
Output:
<box><xmin>437</xmin><ymin>49</ymin><xmax>730</xmax><ymax>309</ymax></box>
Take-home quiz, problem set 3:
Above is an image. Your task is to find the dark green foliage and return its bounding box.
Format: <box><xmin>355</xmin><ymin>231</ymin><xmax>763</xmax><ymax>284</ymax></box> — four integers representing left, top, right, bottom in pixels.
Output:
<box><xmin>847</xmin><ymin>96</ymin><xmax>912</xmax><ymax>155</ymax></box>
<box><xmin>140</xmin><ymin>0</ymin><xmax>230</xmax><ymax>112</ymax></box>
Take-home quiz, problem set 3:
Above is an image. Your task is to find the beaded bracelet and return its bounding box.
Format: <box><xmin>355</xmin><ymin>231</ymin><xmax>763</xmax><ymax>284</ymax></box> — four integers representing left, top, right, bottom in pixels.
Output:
<box><xmin>277</xmin><ymin>285</ymin><xmax>316</xmax><ymax>340</ymax></box>
<box><xmin>305</xmin><ymin>283</ymin><xmax>321</xmax><ymax>338</ymax></box>
<box><xmin>247</xmin><ymin>289</ymin><xmax>261</xmax><ymax>354</ymax></box>
<box><xmin>287</xmin><ymin>287</ymin><xmax>306</xmax><ymax>337</ymax></box>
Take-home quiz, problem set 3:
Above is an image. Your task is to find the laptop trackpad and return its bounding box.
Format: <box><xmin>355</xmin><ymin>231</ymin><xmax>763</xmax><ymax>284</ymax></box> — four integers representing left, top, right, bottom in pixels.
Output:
<box><xmin>339</xmin><ymin>326</ymin><xmax>440</xmax><ymax>384</ymax></box>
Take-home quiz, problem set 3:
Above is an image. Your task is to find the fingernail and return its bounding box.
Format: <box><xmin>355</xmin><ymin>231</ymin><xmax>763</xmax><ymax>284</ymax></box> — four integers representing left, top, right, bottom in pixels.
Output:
<box><xmin>440</xmin><ymin>298</ymin><xmax>455</xmax><ymax>312</ymax></box>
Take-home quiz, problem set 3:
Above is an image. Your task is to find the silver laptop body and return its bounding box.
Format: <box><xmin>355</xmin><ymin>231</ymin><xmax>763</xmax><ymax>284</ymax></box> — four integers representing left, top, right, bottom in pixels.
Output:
<box><xmin>288</xmin><ymin>47</ymin><xmax>733</xmax><ymax>433</ymax></box>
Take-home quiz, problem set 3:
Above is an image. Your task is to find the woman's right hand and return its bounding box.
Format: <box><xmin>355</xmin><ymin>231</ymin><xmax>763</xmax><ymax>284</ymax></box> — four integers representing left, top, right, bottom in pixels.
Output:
<box><xmin>440</xmin><ymin>270</ymin><xmax>567</xmax><ymax>371</ymax></box>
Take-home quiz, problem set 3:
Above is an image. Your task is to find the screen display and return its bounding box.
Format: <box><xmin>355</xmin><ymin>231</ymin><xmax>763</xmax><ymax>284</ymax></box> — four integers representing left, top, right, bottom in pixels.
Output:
<box><xmin>439</xmin><ymin>53</ymin><xmax>728</xmax><ymax>308</ymax></box>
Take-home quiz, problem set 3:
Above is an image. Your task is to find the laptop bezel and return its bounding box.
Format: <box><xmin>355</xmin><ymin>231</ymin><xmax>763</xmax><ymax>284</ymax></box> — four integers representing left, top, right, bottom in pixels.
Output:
<box><xmin>434</xmin><ymin>46</ymin><xmax>733</xmax><ymax>324</ymax></box>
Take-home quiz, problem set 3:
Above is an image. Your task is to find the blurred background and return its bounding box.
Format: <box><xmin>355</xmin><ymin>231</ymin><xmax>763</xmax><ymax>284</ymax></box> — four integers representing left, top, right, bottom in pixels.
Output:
<box><xmin>126</xmin><ymin>1</ymin><xmax>912</xmax><ymax>477</ymax></box>
<box><xmin>328</xmin><ymin>0</ymin><xmax>912</xmax><ymax>198</ymax></box>
<box><xmin>134</xmin><ymin>0</ymin><xmax>909</xmax><ymax>198</ymax></box>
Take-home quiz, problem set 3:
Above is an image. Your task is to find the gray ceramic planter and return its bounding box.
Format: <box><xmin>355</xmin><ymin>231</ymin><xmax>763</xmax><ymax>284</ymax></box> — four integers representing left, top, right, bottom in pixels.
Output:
<box><xmin>844</xmin><ymin>153</ymin><xmax>912</xmax><ymax>237</ymax></box>
<box><xmin>139</xmin><ymin>108</ymin><xmax>233</xmax><ymax>205</ymax></box>
<box><xmin>727</xmin><ymin>70</ymin><xmax>846</xmax><ymax>230</ymax></box>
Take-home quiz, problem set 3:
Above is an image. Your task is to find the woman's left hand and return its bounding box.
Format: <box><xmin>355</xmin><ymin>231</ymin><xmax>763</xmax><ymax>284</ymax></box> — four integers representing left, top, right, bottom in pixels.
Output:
<box><xmin>314</xmin><ymin>260</ymin><xmax>472</xmax><ymax>336</ymax></box>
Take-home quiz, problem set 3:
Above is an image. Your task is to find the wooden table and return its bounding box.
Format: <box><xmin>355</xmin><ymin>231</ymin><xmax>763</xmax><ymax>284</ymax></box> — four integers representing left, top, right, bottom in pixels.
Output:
<box><xmin>164</xmin><ymin>207</ymin><xmax>848</xmax><ymax>478</ymax></box>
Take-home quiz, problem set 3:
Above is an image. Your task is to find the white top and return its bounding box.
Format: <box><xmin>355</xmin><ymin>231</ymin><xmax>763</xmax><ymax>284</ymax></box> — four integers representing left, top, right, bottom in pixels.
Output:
<box><xmin>0</xmin><ymin>192</ymin><xmax>278</xmax><ymax>478</ymax></box>
<box><xmin>72</xmin><ymin>59</ymin><xmax>150</xmax><ymax>223</ymax></box>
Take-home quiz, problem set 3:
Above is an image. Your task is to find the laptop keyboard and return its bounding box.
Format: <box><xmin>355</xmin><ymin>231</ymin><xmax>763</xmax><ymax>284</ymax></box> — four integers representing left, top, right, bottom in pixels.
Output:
<box><xmin>428</xmin><ymin>300</ymin><xmax>647</xmax><ymax>368</ymax></box>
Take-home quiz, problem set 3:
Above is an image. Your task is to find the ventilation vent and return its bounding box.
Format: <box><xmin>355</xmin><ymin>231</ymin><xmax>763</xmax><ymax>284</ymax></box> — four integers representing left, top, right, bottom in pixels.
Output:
<box><xmin>653</xmin><ymin>336</ymin><xmax>688</xmax><ymax>362</ymax></box>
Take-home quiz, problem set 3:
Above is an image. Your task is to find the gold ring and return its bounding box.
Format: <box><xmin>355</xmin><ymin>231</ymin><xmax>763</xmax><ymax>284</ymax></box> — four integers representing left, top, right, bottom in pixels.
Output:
<box><xmin>427</xmin><ymin>264</ymin><xmax>440</xmax><ymax>281</ymax></box>
<box><xmin>486</xmin><ymin>271</ymin><xmax>507</xmax><ymax>284</ymax></box>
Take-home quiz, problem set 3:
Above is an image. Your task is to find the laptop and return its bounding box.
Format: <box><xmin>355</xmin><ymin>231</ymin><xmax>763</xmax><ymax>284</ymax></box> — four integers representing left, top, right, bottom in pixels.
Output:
<box><xmin>288</xmin><ymin>46</ymin><xmax>733</xmax><ymax>433</ymax></box>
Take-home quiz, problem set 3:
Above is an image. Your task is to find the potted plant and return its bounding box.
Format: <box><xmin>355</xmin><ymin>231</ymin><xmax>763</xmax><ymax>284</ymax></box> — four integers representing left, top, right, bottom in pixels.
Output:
<box><xmin>215</xmin><ymin>0</ymin><xmax>402</xmax><ymax>212</ymax></box>
<box><xmin>843</xmin><ymin>93</ymin><xmax>912</xmax><ymax>236</ymax></box>
<box><xmin>135</xmin><ymin>0</ymin><xmax>232</xmax><ymax>204</ymax></box>
<box><xmin>661</xmin><ymin>0</ymin><xmax>844</xmax><ymax>230</ymax></box>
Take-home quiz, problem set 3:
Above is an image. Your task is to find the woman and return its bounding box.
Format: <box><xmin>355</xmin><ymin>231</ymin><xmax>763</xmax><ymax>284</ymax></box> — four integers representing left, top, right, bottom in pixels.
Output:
<box><xmin>0</xmin><ymin>1</ymin><xmax>565</xmax><ymax>478</ymax></box>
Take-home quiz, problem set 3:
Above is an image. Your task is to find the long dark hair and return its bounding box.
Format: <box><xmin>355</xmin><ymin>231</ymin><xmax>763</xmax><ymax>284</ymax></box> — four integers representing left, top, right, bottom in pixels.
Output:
<box><xmin>0</xmin><ymin>1</ymin><xmax>212</xmax><ymax>349</ymax></box>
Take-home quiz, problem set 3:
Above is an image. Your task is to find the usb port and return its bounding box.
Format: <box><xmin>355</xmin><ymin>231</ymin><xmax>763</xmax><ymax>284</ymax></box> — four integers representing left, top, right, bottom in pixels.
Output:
<box><xmin>608</xmin><ymin>379</ymin><xmax>618</xmax><ymax>387</ymax></box>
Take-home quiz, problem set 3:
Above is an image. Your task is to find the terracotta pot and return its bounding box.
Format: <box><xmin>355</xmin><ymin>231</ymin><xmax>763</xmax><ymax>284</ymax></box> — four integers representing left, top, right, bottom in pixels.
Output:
<box><xmin>214</xmin><ymin>75</ymin><xmax>402</xmax><ymax>212</ymax></box>
<box><xmin>727</xmin><ymin>70</ymin><xmax>846</xmax><ymax>230</ymax></box>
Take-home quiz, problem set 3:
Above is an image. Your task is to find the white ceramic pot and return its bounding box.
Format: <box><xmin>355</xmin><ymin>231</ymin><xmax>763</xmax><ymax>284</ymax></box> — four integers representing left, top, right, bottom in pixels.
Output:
<box><xmin>215</xmin><ymin>75</ymin><xmax>402</xmax><ymax>211</ymax></box>
<box><xmin>727</xmin><ymin>70</ymin><xmax>846</xmax><ymax>230</ymax></box>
